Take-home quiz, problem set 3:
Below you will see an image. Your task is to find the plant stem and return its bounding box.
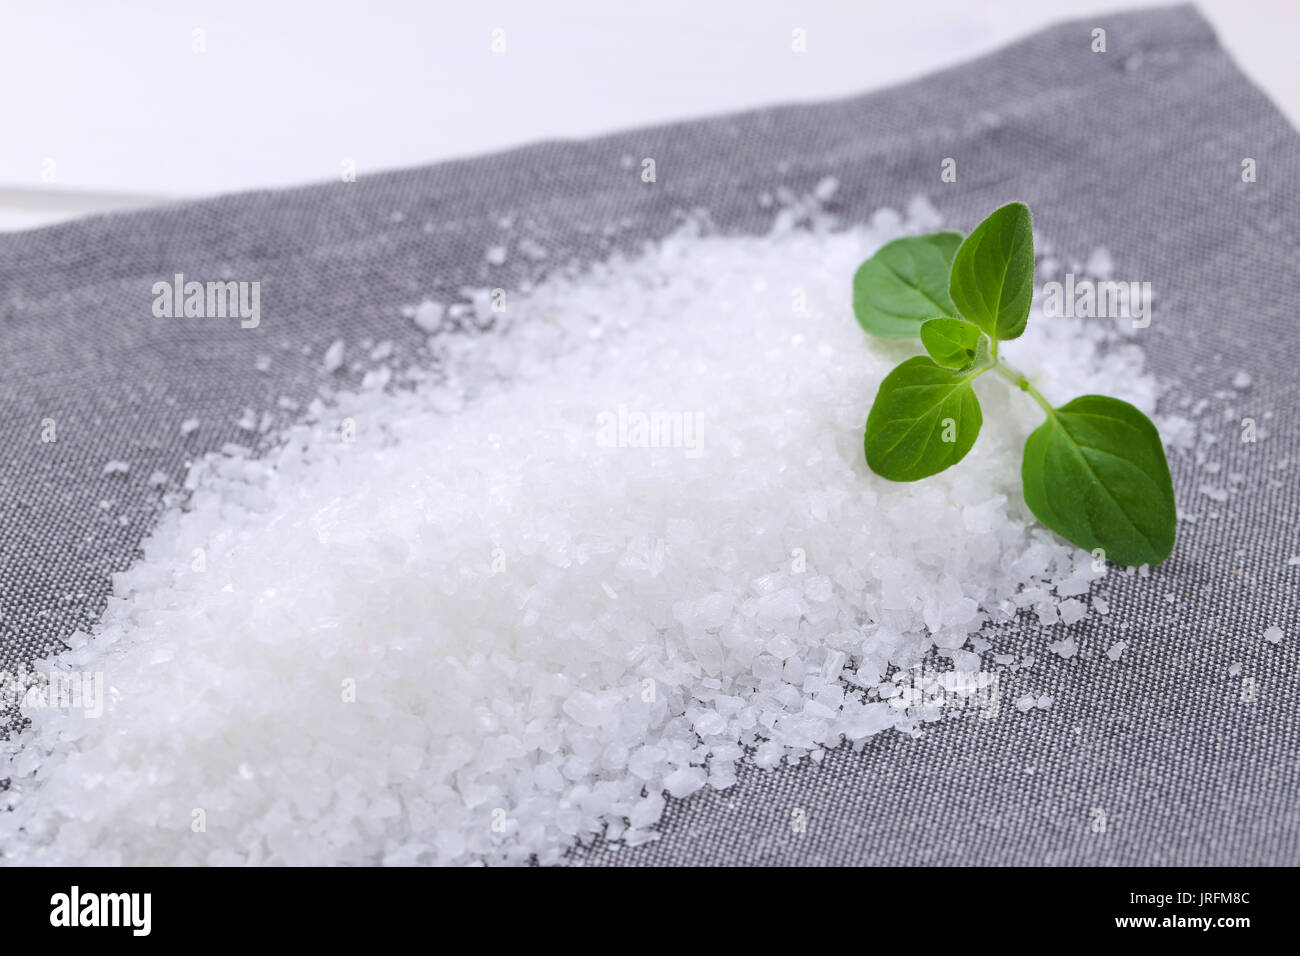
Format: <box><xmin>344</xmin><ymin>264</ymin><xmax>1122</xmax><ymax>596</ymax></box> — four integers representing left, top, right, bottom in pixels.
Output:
<box><xmin>993</xmin><ymin>359</ymin><xmax>1056</xmax><ymax>418</ymax></box>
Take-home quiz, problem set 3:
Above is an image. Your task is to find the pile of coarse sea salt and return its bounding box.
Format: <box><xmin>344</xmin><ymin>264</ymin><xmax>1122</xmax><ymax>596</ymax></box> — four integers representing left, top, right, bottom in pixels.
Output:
<box><xmin>1</xmin><ymin>193</ymin><xmax>1166</xmax><ymax>865</ymax></box>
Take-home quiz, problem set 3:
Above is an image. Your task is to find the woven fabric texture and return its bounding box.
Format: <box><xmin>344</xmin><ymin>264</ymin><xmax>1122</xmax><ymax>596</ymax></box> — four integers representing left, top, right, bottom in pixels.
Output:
<box><xmin>1</xmin><ymin>5</ymin><xmax>1296</xmax><ymax>865</ymax></box>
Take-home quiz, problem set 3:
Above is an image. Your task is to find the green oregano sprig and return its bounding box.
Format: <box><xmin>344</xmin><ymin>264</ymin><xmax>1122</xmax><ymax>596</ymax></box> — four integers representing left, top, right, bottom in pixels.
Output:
<box><xmin>852</xmin><ymin>201</ymin><xmax>1176</xmax><ymax>567</ymax></box>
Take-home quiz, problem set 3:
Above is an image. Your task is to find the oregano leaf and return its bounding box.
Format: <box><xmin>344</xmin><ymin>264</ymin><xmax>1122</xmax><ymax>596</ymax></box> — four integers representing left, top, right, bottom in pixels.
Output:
<box><xmin>920</xmin><ymin>317</ymin><xmax>985</xmax><ymax>370</ymax></box>
<box><xmin>948</xmin><ymin>202</ymin><xmax>1034</xmax><ymax>341</ymax></box>
<box><xmin>1021</xmin><ymin>395</ymin><xmax>1176</xmax><ymax>566</ymax></box>
<box><xmin>852</xmin><ymin>231</ymin><xmax>963</xmax><ymax>338</ymax></box>
<box><xmin>863</xmin><ymin>356</ymin><xmax>983</xmax><ymax>481</ymax></box>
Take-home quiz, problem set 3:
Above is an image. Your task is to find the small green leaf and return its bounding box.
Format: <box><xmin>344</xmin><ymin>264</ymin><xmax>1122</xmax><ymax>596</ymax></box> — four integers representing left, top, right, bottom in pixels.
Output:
<box><xmin>1021</xmin><ymin>395</ymin><xmax>1176</xmax><ymax>566</ymax></box>
<box><xmin>920</xmin><ymin>317</ymin><xmax>985</xmax><ymax>369</ymax></box>
<box><xmin>864</xmin><ymin>356</ymin><xmax>984</xmax><ymax>481</ymax></box>
<box><xmin>948</xmin><ymin>201</ymin><xmax>1034</xmax><ymax>341</ymax></box>
<box><xmin>852</xmin><ymin>231</ymin><xmax>963</xmax><ymax>338</ymax></box>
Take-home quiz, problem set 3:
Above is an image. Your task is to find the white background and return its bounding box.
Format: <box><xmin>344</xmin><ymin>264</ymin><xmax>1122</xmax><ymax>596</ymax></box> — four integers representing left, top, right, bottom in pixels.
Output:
<box><xmin>2</xmin><ymin>0</ymin><xmax>1296</xmax><ymax>231</ymax></box>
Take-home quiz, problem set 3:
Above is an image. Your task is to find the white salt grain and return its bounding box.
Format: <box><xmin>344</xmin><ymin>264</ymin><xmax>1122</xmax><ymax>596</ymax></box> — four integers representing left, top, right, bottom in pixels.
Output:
<box><xmin>1048</xmin><ymin>638</ymin><xmax>1078</xmax><ymax>659</ymax></box>
<box><xmin>1264</xmin><ymin>626</ymin><xmax>1283</xmax><ymax>644</ymax></box>
<box><xmin>518</xmin><ymin>238</ymin><xmax>548</xmax><ymax>261</ymax></box>
<box><xmin>102</xmin><ymin>460</ymin><xmax>130</xmax><ymax>475</ymax></box>
<box><xmin>1058</xmin><ymin>598</ymin><xmax>1086</xmax><ymax>625</ymax></box>
<box><xmin>322</xmin><ymin>339</ymin><xmax>346</xmax><ymax>373</ymax></box>
<box><xmin>1106</xmin><ymin>641</ymin><xmax>1127</xmax><ymax>661</ymax></box>
<box><xmin>411</xmin><ymin>299</ymin><xmax>444</xmax><ymax>332</ymax></box>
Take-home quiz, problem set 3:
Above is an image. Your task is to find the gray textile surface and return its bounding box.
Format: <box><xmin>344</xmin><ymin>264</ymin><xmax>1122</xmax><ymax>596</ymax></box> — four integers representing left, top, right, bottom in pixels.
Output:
<box><xmin>2</xmin><ymin>5</ymin><xmax>1297</xmax><ymax>865</ymax></box>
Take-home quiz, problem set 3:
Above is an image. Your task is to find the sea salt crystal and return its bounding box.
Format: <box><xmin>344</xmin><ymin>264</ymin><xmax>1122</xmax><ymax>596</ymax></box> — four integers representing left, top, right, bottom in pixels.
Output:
<box><xmin>518</xmin><ymin>238</ymin><xmax>548</xmax><ymax>261</ymax></box>
<box><xmin>1058</xmin><ymin>598</ymin><xmax>1086</xmax><ymax>625</ymax></box>
<box><xmin>1263</xmin><ymin>626</ymin><xmax>1283</xmax><ymax>645</ymax></box>
<box><xmin>1106</xmin><ymin>641</ymin><xmax>1126</xmax><ymax>661</ymax></box>
<box><xmin>322</xmin><ymin>339</ymin><xmax>346</xmax><ymax>373</ymax></box>
<box><xmin>1228</xmin><ymin>663</ymin><xmax>1242</xmax><ymax>677</ymax></box>
<box><xmin>102</xmin><ymin>460</ymin><xmax>129</xmax><ymax>475</ymax></box>
<box><xmin>486</xmin><ymin>245</ymin><xmax>507</xmax><ymax>265</ymax></box>
<box><xmin>1231</xmin><ymin>370</ymin><xmax>1252</xmax><ymax>389</ymax></box>
<box><xmin>813</xmin><ymin>176</ymin><xmax>839</xmax><ymax>203</ymax></box>
<box><xmin>1015</xmin><ymin>694</ymin><xmax>1035</xmax><ymax>712</ymax></box>
<box><xmin>664</xmin><ymin>766</ymin><xmax>707</xmax><ymax>798</ymax></box>
<box><xmin>1048</xmin><ymin>638</ymin><xmax>1078</xmax><ymax>659</ymax></box>
<box><xmin>1036</xmin><ymin>695</ymin><xmax>1052</xmax><ymax>710</ymax></box>
<box><xmin>412</xmin><ymin>299</ymin><xmax>445</xmax><ymax>332</ymax></box>
<box><xmin>950</xmin><ymin>650</ymin><xmax>980</xmax><ymax>672</ymax></box>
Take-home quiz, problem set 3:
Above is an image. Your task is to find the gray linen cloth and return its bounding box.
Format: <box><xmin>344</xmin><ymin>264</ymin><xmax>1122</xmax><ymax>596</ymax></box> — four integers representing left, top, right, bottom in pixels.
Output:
<box><xmin>2</xmin><ymin>4</ymin><xmax>1296</xmax><ymax>865</ymax></box>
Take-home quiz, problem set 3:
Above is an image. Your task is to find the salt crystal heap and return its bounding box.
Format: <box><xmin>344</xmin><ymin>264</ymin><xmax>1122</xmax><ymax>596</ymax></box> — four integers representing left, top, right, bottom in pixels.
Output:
<box><xmin>1</xmin><ymin>196</ymin><xmax>1158</xmax><ymax>866</ymax></box>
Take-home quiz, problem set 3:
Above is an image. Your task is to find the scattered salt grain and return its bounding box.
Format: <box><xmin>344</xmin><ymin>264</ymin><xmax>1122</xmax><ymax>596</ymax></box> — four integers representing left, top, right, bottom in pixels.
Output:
<box><xmin>180</xmin><ymin>418</ymin><xmax>200</xmax><ymax>436</ymax></box>
<box><xmin>1058</xmin><ymin>598</ymin><xmax>1086</xmax><ymax>625</ymax></box>
<box><xmin>1200</xmin><ymin>485</ymin><xmax>1228</xmax><ymax>502</ymax></box>
<box><xmin>1264</xmin><ymin>626</ymin><xmax>1283</xmax><ymax>645</ymax></box>
<box><xmin>1036</xmin><ymin>695</ymin><xmax>1052</xmax><ymax>710</ymax></box>
<box><xmin>101</xmin><ymin>460</ymin><xmax>129</xmax><ymax>475</ymax></box>
<box><xmin>1231</xmin><ymin>370</ymin><xmax>1252</xmax><ymax>389</ymax></box>
<box><xmin>1106</xmin><ymin>641</ymin><xmax>1127</xmax><ymax>661</ymax></box>
<box><xmin>322</xmin><ymin>339</ymin><xmax>346</xmax><ymax>373</ymax></box>
<box><xmin>486</xmin><ymin>245</ymin><xmax>508</xmax><ymax>266</ymax></box>
<box><xmin>411</xmin><ymin>299</ymin><xmax>445</xmax><ymax>333</ymax></box>
<box><xmin>1228</xmin><ymin>663</ymin><xmax>1242</xmax><ymax>677</ymax></box>
<box><xmin>813</xmin><ymin>176</ymin><xmax>839</xmax><ymax>203</ymax></box>
<box><xmin>1048</xmin><ymin>638</ymin><xmax>1078</xmax><ymax>659</ymax></box>
<box><xmin>518</xmin><ymin>238</ymin><xmax>548</xmax><ymax>261</ymax></box>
